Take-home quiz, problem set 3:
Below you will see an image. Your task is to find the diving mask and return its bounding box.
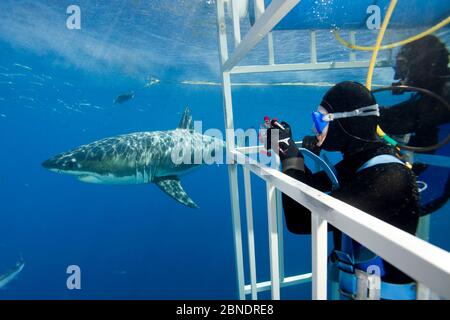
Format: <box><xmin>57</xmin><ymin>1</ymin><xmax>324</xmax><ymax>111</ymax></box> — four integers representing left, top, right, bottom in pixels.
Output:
<box><xmin>312</xmin><ymin>104</ymin><xmax>380</xmax><ymax>134</ymax></box>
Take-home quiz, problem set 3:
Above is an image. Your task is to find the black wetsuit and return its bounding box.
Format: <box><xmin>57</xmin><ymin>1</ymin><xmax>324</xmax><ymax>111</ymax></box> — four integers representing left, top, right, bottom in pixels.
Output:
<box><xmin>380</xmin><ymin>82</ymin><xmax>450</xmax><ymax>216</ymax></box>
<box><xmin>282</xmin><ymin>143</ymin><xmax>420</xmax><ymax>283</ymax></box>
<box><xmin>379</xmin><ymin>82</ymin><xmax>450</xmax><ymax>175</ymax></box>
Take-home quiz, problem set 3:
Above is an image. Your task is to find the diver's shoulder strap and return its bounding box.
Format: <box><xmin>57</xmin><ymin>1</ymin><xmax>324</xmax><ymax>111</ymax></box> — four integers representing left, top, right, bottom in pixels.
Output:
<box><xmin>356</xmin><ymin>154</ymin><xmax>405</xmax><ymax>174</ymax></box>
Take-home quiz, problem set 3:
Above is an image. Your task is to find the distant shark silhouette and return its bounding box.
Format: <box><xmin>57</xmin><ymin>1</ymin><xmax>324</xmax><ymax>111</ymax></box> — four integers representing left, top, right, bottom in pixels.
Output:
<box><xmin>42</xmin><ymin>107</ymin><xmax>224</xmax><ymax>208</ymax></box>
<box><xmin>114</xmin><ymin>91</ymin><xmax>135</xmax><ymax>104</ymax></box>
<box><xmin>0</xmin><ymin>259</ymin><xmax>25</xmax><ymax>289</ymax></box>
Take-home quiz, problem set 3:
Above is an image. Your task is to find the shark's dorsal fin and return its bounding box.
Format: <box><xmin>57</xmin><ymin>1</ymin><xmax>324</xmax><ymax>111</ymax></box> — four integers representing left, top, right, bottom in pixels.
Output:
<box><xmin>154</xmin><ymin>176</ymin><xmax>198</xmax><ymax>209</ymax></box>
<box><xmin>178</xmin><ymin>107</ymin><xmax>193</xmax><ymax>131</ymax></box>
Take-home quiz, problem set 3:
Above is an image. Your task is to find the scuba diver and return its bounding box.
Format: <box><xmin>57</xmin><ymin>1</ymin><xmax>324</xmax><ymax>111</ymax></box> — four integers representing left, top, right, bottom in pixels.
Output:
<box><xmin>379</xmin><ymin>34</ymin><xmax>450</xmax><ymax>174</ymax></box>
<box><xmin>265</xmin><ymin>81</ymin><xmax>420</xmax><ymax>299</ymax></box>
<box><xmin>378</xmin><ymin>35</ymin><xmax>450</xmax><ymax>216</ymax></box>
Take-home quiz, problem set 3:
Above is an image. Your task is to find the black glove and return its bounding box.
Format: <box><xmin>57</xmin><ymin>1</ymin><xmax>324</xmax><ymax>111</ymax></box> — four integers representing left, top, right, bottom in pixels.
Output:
<box><xmin>301</xmin><ymin>135</ymin><xmax>321</xmax><ymax>156</ymax></box>
<box><xmin>265</xmin><ymin>120</ymin><xmax>300</xmax><ymax>161</ymax></box>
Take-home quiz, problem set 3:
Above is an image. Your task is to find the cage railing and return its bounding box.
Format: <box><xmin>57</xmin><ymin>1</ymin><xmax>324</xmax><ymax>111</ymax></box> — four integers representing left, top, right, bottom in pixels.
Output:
<box><xmin>234</xmin><ymin>144</ymin><xmax>450</xmax><ymax>300</ymax></box>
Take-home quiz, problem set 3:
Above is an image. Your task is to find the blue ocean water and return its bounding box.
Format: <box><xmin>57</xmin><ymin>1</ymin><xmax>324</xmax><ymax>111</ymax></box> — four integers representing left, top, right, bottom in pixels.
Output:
<box><xmin>0</xmin><ymin>1</ymin><xmax>448</xmax><ymax>300</ymax></box>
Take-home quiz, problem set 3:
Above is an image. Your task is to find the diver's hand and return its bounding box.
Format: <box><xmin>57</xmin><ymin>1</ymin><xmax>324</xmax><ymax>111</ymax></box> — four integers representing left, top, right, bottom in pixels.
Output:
<box><xmin>302</xmin><ymin>135</ymin><xmax>322</xmax><ymax>156</ymax></box>
<box><xmin>266</xmin><ymin>120</ymin><xmax>300</xmax><ymax>161</ymax></box>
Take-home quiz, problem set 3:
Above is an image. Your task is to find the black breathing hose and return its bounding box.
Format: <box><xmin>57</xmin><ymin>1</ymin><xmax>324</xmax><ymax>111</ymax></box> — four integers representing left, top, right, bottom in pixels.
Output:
<box><xmin>372</xmin><ymin>85</ymin><xmax>450</xmax><ymax>153</ymax></box>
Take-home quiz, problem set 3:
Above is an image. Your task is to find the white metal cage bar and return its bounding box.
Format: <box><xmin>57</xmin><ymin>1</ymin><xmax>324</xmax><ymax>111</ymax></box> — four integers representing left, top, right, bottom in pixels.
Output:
<box><xmin>266</xmin><ymin>180</ymin><xmax>281</xmax><ymax>299</ymax></box>
<box><xmin>243</xmin><ymin>167</ymin><xmax>258</xmax><ymax>300</ymax></box>
<box><xmin>230</xmin><ymin>60</ymin><xmax>390</xmax><ymax>74</ymax></box>
<box><xmin>311</xmin><ymin>213</ymin><xmax>328</xmax><ymax>300</ymax></box>
<box><xmin>222</xmin><ymin>0</ymin><xmax>302</xmax><ymax>72</ymax></box>
<box><xmin>244</xmin><ymin>273</ymin><xmax>312</xmax><ymax>294</ymax></box>
<box><xmin>216</xmin><ymin>0</ymin><xmax>246</xmax><ymax>300</ymax></box>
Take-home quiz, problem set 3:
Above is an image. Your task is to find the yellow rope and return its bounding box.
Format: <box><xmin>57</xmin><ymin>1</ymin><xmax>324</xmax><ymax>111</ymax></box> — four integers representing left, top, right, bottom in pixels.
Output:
<box><xmin>366</xmin><ymin>0</ymin><xmax>398</xmax><ymax>90</ymax></box>
<box><xmin>365</xmin><ymin>0</ymin><xmax>398</xmax><ymax>144</ymax></box>
<box><xmin>334</xmin><ymin>16</ymin><xmax>450</xmax><ymax>51</ymax></box>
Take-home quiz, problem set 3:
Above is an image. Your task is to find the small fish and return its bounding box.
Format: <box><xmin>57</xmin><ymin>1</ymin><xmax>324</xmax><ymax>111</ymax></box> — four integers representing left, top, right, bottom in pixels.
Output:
<box><xmin>64</xmin><ymin>82</ymin><xmax>74</xmax><ymax>87</ymax></box>
<box><xmin>114</xmin><ymin>91</ymin><xmax>135</xmax><ymax>104</ymax></box>
<box><xmin>5</xmin><ymin>73</ymin><xmax>26</xmax><ymax>78</ymax></box>
<box><xmin>0</xmin><ymin>113</ymin><xmax>7</xmax><ymax>118</ymax></box>
<box><xmin>33</xmin><ymin>75</ymin><xmax>46</xmax><ymax>82</ymax></box>
<box><xmin>145</xmin><ymin>77</ymin><xmax>160</xmax><ymax>87</ymax></box>
<box><xmin>29</xmin><ymin>81</ymin><xmax>44</xmax><ymax>87</ymax></box>
<box><xmin>19</xmin><ymin>96</ymin><xmax>35</xmax><ymax>102</ymax></box>
<box><xmin>65</xmin><ymin>105</ymin><xmax>82</xmax><ymax>113</ymax></box>
<box><xmin>13</xmin><ymin>63</ymin><xmax>32</xmax><ymax>71</ymax></box>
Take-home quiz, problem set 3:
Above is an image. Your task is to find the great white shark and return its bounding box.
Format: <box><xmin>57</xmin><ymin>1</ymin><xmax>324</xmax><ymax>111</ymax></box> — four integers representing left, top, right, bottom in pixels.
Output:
<box><xmin>42</xmin><ymin>107</ymin><xmax>224</xmax><ymax>208</ymax></box>
<box><xmin>0</xmin><ymin>259</ymin><xmax>25</xmax><ymax>289</ymax></box>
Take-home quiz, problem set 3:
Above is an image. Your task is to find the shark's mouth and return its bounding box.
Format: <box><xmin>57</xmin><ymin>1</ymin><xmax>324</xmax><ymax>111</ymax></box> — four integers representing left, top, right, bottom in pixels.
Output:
<box><xmin>77</xmin><ymin>174</ymin><xmax>104</xmax><ymax>184</ymax></box>
<box><xmin>47</xmin><ymin>166</ymin><xmax>137</xmax><ymax>185</ymax></box>
<box><xmin>48</xmin><ymin>168</ymin><xmax>101</xmax><ymax>182</ymax></box>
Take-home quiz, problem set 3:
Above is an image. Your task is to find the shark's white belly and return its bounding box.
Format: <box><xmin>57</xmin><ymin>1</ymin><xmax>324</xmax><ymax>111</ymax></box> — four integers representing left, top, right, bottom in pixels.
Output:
<box><xmin>78</xmin><ymin>174</ymin><xmax>137</xmax><ymax>184</ymax></box>
<box><xmin>75</xmin><ymin>164</ymin><xmax>200</xmax><ymax>185</ymax></box>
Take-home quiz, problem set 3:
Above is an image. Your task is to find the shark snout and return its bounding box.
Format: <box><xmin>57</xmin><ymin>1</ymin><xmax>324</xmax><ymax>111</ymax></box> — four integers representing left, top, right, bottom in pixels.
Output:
<box><xmin>42</xmin><ymin>153</ymin><xmax>81</xmax><ymax>172</ymax></box>
<box><xmin>42</xmin><ymin>158</ymin><xmax>54</xmax><ymax>169</ymax></box>
<box><xmin>42</xmin><ymin>157</ymin><xmax>61</xmax><ymax>173</ymax></box>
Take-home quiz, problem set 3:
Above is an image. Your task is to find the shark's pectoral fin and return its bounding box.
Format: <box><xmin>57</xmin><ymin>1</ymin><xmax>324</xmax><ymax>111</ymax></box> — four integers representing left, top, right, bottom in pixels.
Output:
<box><xmin>154</xmin><ymin>176</ymin><xmax>198</xmax><ymax>209</ymax></box>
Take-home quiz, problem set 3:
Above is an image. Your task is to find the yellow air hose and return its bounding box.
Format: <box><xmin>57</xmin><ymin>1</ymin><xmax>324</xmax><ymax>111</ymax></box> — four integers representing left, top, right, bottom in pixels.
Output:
<box><xmin>364</xmin><ymin>0</ymin><xmax>403</xmax><ymax>148</ymax></box>
<box><xmin>366</xmin><ymin>0</ymin><xmax>398</xmax><ymax>90</ymax></box>
<box><xmin>333</xmin><ymin>16</ymin><xmax>450</xmax><ymax>51</ymax></box>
